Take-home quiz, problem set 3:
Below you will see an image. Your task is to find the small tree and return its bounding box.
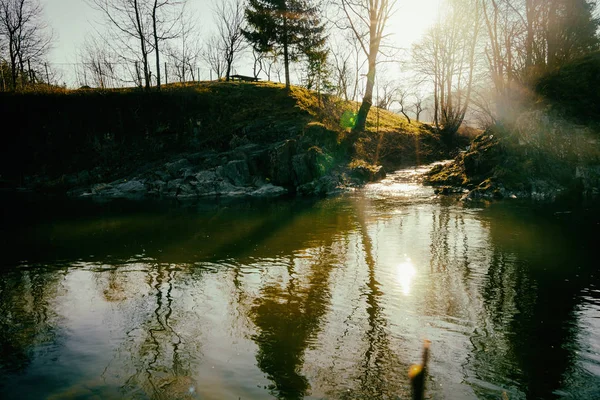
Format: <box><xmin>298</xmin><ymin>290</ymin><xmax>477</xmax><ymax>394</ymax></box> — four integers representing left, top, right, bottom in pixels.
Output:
<box><xmin>413</xmin><ymin>0</ymin><xmax>481</xmax><ymax>144</ymax></box>
<box><xmin>215</xmin><ymin>0</ymin><xmax>247</xmax><ymax>81</ymax></box>
<box><xmin>243</xmin><ymin>0</ymin><xmax>326</xmax><ymax>90</ymax></box>
<box><xmin>395</xmin><ymin>87</ymin><xmax>411</xmax><ymax>124</ymax></box>
<box><xmin>413</xmin><ymin>93</ymin><xmax>425</xmax><ymax>122</ymax></box>
<box><xmin>0</xmin><ymin>0</ymin><xmax>52</xmax><ymax>90</ymax></box>
<box><xmin>166</xmin><ymin>9</ymin><xmax>201</xmax><ymax>82</ymax></box>
<box><xmin>203</xmin><ymin>35</ymin><xmax>227</xmax><ymax>80</ymax></box>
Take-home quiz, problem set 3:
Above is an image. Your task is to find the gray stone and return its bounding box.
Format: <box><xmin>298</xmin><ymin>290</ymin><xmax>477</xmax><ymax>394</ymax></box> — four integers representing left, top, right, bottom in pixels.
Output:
<box><xmin>292</xmin><ymin>154</ymin><xmax>312</xmax><ymax>185</ymax></box>
<box><xmin>251</xmin><ymin>184</ymin><xmax>288</xmax><ymax>197</ymax></box>
<box><xmin>165</xmin><ymin>159</ymin><xmax>192</xmax><ymax>177</ymax></box>
<box><xmin>220</xmin><ymin>160</ymin><xmax>251</xmax><ymax>186</ymax></box>
<box><xmin>270</xmin><ymin>140</ymin><xmax>296</xmax><ymax>186</ymax></box>
<box><xmin>196</xmin><ymin>170</ymin><xmax>218</xmax><ymax>182</ymax></box>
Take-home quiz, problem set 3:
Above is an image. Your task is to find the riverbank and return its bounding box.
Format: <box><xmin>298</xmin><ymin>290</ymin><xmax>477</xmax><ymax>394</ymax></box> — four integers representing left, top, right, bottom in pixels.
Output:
<box><xmin>0</xmin><ymin>81</ymin><xmax>446</xmax><ymax>199</ymax></box>
<box><xmin>424</xmin><ymin>125</ymin><xmax>600</xmax><ymax>202</ymax></box>
<box><xmin>424</xmin><ymin>53</ymin><xmax>600</xmax><ymax>203</ymax></box>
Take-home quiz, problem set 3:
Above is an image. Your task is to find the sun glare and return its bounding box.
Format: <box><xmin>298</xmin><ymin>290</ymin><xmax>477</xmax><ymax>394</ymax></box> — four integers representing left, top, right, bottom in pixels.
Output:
<box><xmin>396</xmin><ymin>258</ymin><xmax>417</xmax><ymax>296</ymax></box>
<box><xmin>389</xmin><ymin>0</ymin><xmax>442</xmax><ymax>50</ymax></box>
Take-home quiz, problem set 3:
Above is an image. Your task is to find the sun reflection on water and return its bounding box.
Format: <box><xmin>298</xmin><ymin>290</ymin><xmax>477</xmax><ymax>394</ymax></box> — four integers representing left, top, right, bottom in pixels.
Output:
<box><xmin>396</xmin><ymin>258</ymin><xmax>417</xmax><ymax>295</ymax></box>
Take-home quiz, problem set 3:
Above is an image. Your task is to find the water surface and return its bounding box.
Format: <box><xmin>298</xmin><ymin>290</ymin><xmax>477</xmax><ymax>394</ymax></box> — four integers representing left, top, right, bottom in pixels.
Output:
<box><xmin>1</xmin><ymin>165</ymin><xmax>599</xmax><ymax>399</ymax></box>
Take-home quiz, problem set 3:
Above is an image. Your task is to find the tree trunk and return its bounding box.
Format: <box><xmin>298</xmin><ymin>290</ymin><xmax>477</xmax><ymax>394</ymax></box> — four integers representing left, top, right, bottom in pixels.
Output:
<box><xmin>226</xmin><ymin>55</ymin><xmax>232</xmax><ymax>81</ymax></box>
<box><xmin>353</xmin><ymin>30</ymin><xmax>379</xmax><ymax>134</ymax></box>
<box><xmin>9</xmin><ymin>40</ymin><xmax>17</xmax><ymax>90</ymax></box>
<box><xmin>283</xmin><ymin>14</ymin><xmax>290</xmax><ymax>90</ymax></box>
<box><xmin>152</xmin><ymin>0</ymin><xmax>161</xmax><ymax>90</ymax></box>
<box><xmin>134</xmin><ymin>0</ymin><xmax>150</xmax><ymax>90</ymax></box>
<box><xmin>546</xmin><ymin>0</ymin><xmax>559</xmax><ymax>69</ymax></box>
<box><xmin>525</xmin><ymin>0</ymin><xmax>535</xmax><ymax>69</ymax></box>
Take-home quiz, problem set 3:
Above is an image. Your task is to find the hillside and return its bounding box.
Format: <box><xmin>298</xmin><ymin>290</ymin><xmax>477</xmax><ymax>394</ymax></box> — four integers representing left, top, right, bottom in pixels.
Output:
<box><xmin>425</xmin><ymin>53</ymin><xmax>600</xmax><ymax>202</ymax></box>
<box><xmin>0</xmin><ymin>81</ymin><xmax>443</xmax><ymax>198</ymax></box>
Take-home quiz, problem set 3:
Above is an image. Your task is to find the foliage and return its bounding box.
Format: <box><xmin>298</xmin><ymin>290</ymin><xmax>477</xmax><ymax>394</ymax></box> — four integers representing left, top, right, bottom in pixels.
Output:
<box><xmin>242</xmin><ymin>0</ymin><xmax>326</xmax><ymax>89</ymax></box>
<box><xmin>536</xmin><ymin>51</ymin><xmax>600</xmax><ymax>124</ymax></box>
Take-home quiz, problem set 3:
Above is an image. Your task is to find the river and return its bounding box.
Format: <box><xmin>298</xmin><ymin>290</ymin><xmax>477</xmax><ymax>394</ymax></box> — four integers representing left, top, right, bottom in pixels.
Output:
<box><xmin>1</xmin><ymin>163</ymin><xmax>599</xmax><ymax>399</ymax></box>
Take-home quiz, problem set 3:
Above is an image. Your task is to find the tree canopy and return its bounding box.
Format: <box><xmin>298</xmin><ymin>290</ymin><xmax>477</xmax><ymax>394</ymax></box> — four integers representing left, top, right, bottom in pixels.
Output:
<box><xmin>242</xmin><ymin>0</ymin><xmax>326</xmax><ymax>90</ymax></box>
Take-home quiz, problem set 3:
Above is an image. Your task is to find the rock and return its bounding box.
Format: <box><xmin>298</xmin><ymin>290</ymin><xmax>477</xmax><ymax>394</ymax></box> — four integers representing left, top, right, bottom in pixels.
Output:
<box><xmin>89</xmin><ymin>179</ymin><xmax>146</xmax><ymax>198</ymax></box>
<box><xmin>250</xmin><ymin>184</ymin><xmax>288</xmax><ymax>197</ymax></box>
<box><xmin>228</xmin><ymin>144</ymin><xmax>271</xmax><ymax>175</ymax></box>
<box><xmin>78</xmin><ymin>170</ymin><xmax>91</xmax><ymax>185</ymax></box>
<box><xmin>195</xmin><ymin>170</ymin><xmax>218</xmax><ymax>182</ymax></box>
<box><xmin>151</xmin><ymin>170</ymin><xmax>171</xmax><ymax>182</ymax></box>
<box><xmin>434</xmin><ymin>186</ymin><xmax>463</xmax><ymax>195</ymax></box>
<box><xmin>350</xmin><ymin>163</ymin><xmax>386</xmax><ymax>182</ymax></box>
<box><xmin>292</xmin><ymin>154</ymin><xmax>313</xmax><ymax>185</ymax></box>
<box><xmin>301</xmin><ymin>122</ymin><xmax>338</xmax><ymax>149</ymax></box>
<box><xmin>219</xmin><ymin>160</ymin><xmax>251</xmax><ymax>186</ymax></box>
<box><xmin>113</xmin><ymin>179</ymin><xmax>146</xmax><ymax>194</ymax></box>
<box><xmin>165</xmin><ymin>158</ymin><xmax>192</xmax><ymax>177</ymax></box>
<box><xmin>297</xmin><ymin>175</ymin><xmax>342</xmax><ymax>196</ymax></box>
<box><xmin>306</xmin><ymin>146</ymin><xmax>334</xmax><ymax>178</ymax></box>
<box><xmin>270</xmin><ymin>140</ymin><xmax>297</xmax><ymax>186</ymax></box>
<box><xmin>165</xmin><ymin>178</ymin><xmax>184</xmax><ymax>196</ymax></box>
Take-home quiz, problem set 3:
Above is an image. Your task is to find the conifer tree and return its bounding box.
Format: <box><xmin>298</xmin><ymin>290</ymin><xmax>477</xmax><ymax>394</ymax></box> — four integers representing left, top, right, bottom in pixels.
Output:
<box><xmin>243</xmin><ymin>0</ymin><xmax>326</xmax><ymax>90</ymax></box>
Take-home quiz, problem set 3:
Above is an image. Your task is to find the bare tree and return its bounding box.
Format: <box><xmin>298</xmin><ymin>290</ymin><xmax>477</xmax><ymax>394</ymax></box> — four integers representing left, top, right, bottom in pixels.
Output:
<box><xmin>78</xmin><ymin>35</ymin><xmax>120</xmax><ymax>88</ymax></box>
<box><xmin>0</xmin><ymin>0</ymin><xmax>52</xmax><ymax>89</ymax></box>
<box><xmin>203</xmin><ymin>34</ymin><xmax>227</xmax><ymax>80</ymax></box>
<box><xmin>330</xmin><ymin>40</ymin><xmax>352</xmax><ymax>100</ymax></box>
<box><xmin>166</xmin><ymin>8</ymin><xmax>201</xmax><ymax>82</ymax></box>
<box><xmin>90</xmin><ymin>0</ymin><xmax>184</xmax><ymax>90</ymax></box>
<box><xmin>413</xmin><ymin>93</ymin><xmax>425</xmax><ymax>122</ymax></box>
<box><xmin>151</xmin><ymin>0</ymin><xmax>184</xmax><ymax>89</ymax></box>
<box><xmin>90</xmin><ymin>0</ymin><xmax>153</xmax><ymax>89</ymax></box>
<box><xmin>215</xmin><ymin>0</ymin><xmax>247</xmax><ymax>81</ymax></box>
<box><xmin>413</xmin><ymin>0</ymin><xmax>481</xmax><ymax>143</ymax></box>
<box><xmin>394</xmin><ymin>87</ymin><xmax>411</xmax><ymax>124</ymax></box>
<box><xmin>338</xmin><ymin>0</ymin><xmax>398</xmax><ymax>134</ymax></box>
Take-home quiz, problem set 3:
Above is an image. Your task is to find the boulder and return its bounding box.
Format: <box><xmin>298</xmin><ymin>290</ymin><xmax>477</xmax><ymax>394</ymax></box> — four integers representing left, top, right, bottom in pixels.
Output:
<box><xmin>219</xmin><ymin>160</ymin><xmax>251</xmax><ymax>186</ymax></box>
<box><xmin>292</xmin><ymin>154</ymin><xmax>313</xmax><ymax>185</ymax></box>
<box><xmin>165</xmin><ymin>158</ymin><xmax>192</xmax><ymax>177</ymax></box>
<box><xmin>250</xmin><ymin>184</ymin><xmax>288</xmax><ymax>197</ymax></box>
<box><xmin>270</xmin><ymin>140</ymin><xmax>296</xmax><ymax>186</ymax></box>
<box><xmin>91</xmin><ymin>179</ymin><xmax>146</xmax><ymax>198</ymax></box>
<box><xmin>350</xmin><ymin>163</ymin><xmax>386</xmax><ymax>182</ymax></box>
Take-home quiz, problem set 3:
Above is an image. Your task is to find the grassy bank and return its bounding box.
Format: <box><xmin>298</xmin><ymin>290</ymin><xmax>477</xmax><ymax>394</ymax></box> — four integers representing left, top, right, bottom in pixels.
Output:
<box><xmin>0</xmin><ymin>81</ymin><xmax>443</xmax><ymax>190</ymax></box>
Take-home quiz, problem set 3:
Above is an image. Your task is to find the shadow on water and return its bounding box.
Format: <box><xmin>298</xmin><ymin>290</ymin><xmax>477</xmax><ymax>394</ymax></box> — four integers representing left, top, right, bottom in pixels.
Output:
<box><xmin>467</xmin><ymin>203</ymin><xmax>600</xmax><ymax>399</ymax></box>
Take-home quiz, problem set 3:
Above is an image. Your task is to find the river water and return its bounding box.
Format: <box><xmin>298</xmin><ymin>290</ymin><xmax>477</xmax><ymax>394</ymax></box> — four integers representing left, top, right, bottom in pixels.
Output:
<box><xmin>1</xmin><ymin>164</ymin><xmax>600</xmax><ymax>399</ymax></box>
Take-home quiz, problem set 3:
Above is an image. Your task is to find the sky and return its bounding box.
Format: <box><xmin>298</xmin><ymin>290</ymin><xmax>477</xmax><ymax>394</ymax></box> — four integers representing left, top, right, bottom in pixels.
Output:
<box><xmin>41</xmin><ymin>0</ymin><xmax>443</xmax><ymax>85</ymax></box>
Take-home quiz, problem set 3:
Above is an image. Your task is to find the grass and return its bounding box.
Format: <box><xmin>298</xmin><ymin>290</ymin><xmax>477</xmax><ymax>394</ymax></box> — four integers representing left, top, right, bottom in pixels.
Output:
<box><xmin>0</xmin><ymin>81</ymin><xmax>444</xmax><ymax>185</ymax></box>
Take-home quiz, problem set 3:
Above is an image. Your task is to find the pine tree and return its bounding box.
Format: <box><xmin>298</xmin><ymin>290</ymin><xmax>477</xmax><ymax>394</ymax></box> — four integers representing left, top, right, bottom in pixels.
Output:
<box><xmin>242</xmin><ymin>0</ymin><xmax>326</xmax><ymax>90</ymax></box>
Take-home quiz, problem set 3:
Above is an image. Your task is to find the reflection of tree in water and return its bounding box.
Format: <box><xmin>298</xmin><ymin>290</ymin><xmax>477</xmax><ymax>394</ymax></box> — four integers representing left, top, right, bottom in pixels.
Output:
<box><xmin>468</xmin><ymin>208</ymin><xmax>590</xmax><ymax>399</ymax></box>
<box><xmin>353</xmin><ymin>204</ymin><xmax>409</xmax><ymax>399</ymax></box>
<box><xmin>249</xmin><ymin>197</ymin><xmax>411</xmax><ymax>399</ymax></box>
<box><xmin>250</xmin><ymin>249</ymin><xmax>336</xmax><ymax>399</ymax></box>
<box><xmin>0</xmin><ymin>268</ymin><xmax>61</xmax><ymax>375</ymax></box>
<box><xmin>105</xmin><ymin>265</ymin><xmax>197</xmax><ymax>399</ymax></box>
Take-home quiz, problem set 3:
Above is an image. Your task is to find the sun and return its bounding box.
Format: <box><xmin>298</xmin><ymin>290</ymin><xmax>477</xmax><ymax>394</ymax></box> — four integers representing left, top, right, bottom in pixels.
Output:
<box><xmin>388</xmin><ymin>0</ymin><xmax>443</xmax><ymax>51</ymax></box>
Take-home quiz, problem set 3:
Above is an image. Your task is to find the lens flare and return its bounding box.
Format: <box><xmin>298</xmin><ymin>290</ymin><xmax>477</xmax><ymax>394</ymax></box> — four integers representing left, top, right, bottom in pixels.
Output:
<box><xmin>340</xmin><ymin>110</ymin><xmax>357</xmax><ymax>129</ymax></box>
